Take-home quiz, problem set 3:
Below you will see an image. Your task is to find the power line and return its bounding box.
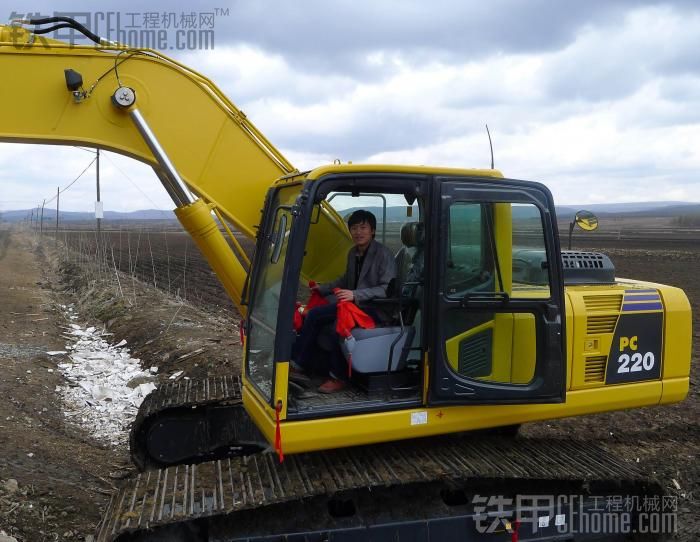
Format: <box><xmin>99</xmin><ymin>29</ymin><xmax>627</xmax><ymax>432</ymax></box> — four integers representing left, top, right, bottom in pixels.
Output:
<box><xmin>103</xmin><ymin>153</ymin><xmax>171</xmax><ymax>215</ymax></box>
<box><xmin>44</xmin><ymin>157</ymin><xmax>97</xmax><ymax>205</ymax></box>
<box><xmin>38</xmin><ymin>150</ymin><xmax>174</xmax><ymax>217</ymax></box>
<box><xmin>73</xmin><ymin>146</ymin><xmax>97</xmax><ymax>154</ymax></box>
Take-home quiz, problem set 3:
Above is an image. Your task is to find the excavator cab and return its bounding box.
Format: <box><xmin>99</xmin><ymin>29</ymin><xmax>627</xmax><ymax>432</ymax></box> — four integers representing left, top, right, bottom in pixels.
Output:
<box><xmin>243</xmin><ymin>167</ymin><xmax>567</xmax><ymax>450</ymax></box>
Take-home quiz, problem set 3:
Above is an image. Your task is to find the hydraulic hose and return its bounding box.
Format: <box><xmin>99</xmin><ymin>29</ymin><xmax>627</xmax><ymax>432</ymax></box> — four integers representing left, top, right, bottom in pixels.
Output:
<box><xmin>27</xmin><ymin>16</ymin><xmax>102</xmax><ymax>44</ymax></box>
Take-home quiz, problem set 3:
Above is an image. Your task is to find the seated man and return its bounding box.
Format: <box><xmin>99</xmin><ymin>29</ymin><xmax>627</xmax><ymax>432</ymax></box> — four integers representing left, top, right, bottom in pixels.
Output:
<box><xmin>291</xmin><ymin>210</ymin><xmax>397</xmax><ymax>393</ymax></box>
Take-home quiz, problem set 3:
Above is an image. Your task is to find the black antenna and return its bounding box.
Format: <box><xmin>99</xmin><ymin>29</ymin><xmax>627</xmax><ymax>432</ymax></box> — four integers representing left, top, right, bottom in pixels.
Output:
<box><xmin>485</xmin><ymin>124</ymin><xmax>494</xmax><ymax>169</ymax></box>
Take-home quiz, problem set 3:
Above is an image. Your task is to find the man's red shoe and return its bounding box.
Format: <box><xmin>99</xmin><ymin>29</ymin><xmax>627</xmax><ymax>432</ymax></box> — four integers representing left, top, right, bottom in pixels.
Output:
<box><xmin>317</xmin><ymin>378</ymin><xmax>347</xmax><ymax>394</ymax></box>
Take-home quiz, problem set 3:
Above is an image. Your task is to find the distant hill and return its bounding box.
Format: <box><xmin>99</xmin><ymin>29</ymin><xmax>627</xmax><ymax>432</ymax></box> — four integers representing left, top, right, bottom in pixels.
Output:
<box><xmin>555</xmin><ymin>201</ymin><xmax>699</xmax><ymax>217</ymax></box>
<box><xmin>0</xmin><ymin>208</ymin><xmax>174</xmax><ymax>222</ymax></box>
<box><xmin>605</xmin><ymin>204</ymin><xmax>700</xmax><ymax>218</ymax></box>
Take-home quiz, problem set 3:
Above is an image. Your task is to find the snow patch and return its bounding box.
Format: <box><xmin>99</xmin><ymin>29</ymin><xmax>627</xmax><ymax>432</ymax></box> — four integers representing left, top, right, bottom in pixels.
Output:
<box><xmin>56</xmin><ymin>305</ymin><xmax>157</xmax><ymax>447</ymax></box>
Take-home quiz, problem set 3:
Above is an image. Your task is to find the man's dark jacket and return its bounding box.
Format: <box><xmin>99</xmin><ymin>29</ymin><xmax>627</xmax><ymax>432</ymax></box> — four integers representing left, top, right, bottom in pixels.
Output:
<box><xmin>318</xmin><ymin>239</ymin><xmax>397</xmax><ymax>321</ymax></box>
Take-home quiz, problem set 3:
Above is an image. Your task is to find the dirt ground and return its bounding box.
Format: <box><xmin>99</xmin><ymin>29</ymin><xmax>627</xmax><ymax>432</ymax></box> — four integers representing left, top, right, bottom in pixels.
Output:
<box><xmin>0</xmin><ymin>229</ymin><xmax>243</xmax><ymax>541</ymax></box>
<box><xmin>0</xmin><ymin>230</ymin><xmax>118</xmax><ymax>541</ymax></box>
<box><xmin>0</xmin><ymin>228</ymin><xmax>697</xmax><ymax>540</ymax></box>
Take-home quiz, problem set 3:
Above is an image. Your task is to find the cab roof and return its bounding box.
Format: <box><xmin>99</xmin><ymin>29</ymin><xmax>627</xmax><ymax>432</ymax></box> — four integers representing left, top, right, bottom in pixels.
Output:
<box><xmin>274</xmin><ymin>163</ymin><xmax>504</xmax><ymax>185</ymax></box>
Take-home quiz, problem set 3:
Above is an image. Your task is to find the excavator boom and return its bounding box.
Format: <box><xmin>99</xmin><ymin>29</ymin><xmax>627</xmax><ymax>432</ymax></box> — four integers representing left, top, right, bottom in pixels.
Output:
<box><xmin>1</xmin><ymin>28</ymin><xmax>293</xmax><ymax>236</ymax></box>
<box><xmin>0</xmin><ymin>25</ymin><xmax>304</xmax><ymax>311</ymax></box>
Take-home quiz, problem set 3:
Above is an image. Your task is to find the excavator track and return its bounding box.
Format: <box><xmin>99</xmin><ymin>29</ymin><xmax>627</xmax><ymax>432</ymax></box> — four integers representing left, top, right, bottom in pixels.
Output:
<box><xmin>99</xmin><ymin>435</ymin><xmax>664</xmax><ymax>541</ymax></box>
<box><xmin>130</xmin><ymin>376</ymin><xmax>267</xmax><ymax>470</ymax></box>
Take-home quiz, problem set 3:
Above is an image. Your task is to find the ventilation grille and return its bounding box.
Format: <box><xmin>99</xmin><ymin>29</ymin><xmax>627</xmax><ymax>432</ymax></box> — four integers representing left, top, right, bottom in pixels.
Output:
<box><xmin>562</xmin><ymin>252</ymin><xmax>606</xmax><ymax>269</ymax></box>
<box><xmin>583</xmin><ymin>294</ymin><xmax>623</xmax><ymax>312</ymax></box>
<box><xmin>587</xmin><ymin>315</ymin><xmax>619</xmax><ymax>334</ymax></box>
<box><xmin>584</xmin><ymin>294</ymin><xmax>622</xmax><ymax>334</ymax></box>
<box><xmin>458</xmin><ymin>329</ymin><xmax>492</xmax><ymax>378</ymax></box>
<box><xmin>584</xmin><ymin>356</ymin><xmax>607</xmax><ymax>383</ymax></box>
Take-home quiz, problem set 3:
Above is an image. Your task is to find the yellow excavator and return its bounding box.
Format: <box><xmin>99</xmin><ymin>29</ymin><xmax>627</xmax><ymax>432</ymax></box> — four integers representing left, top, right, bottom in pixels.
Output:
<box><xmin>0</xmin><ymin>18</ymin><xmax>692</xmax><ymax>541</ymax></box>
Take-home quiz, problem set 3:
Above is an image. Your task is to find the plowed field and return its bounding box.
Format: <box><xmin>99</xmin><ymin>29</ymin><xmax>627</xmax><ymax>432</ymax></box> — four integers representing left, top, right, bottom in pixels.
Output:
<box><xmin>1</xmin><ymin>226</ymin><xmax>697</xmax><ymax>541</ymax></box>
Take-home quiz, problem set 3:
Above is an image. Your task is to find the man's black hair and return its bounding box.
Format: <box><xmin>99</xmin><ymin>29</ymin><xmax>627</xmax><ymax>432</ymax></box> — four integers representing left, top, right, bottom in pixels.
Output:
<box><xmin>348</xmin><ymin>210</ymin><xmax>377</xmax><ymax>233</ymax></box>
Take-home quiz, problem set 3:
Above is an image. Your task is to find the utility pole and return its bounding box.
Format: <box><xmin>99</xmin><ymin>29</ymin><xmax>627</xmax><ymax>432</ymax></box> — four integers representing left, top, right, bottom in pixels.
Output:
<box><xmin>30</xmin><ymin>208</ymin><xmax>34</xmax><ymax>229</ymax></box>
<box><xmin>56</xmin><ymin>186</ymin><xmax>60</xmax><ymax>243</ymax></box>
<box><xmin>95</xmin><ymin>148</ymin><xmax>102</xmax><ymax>259</ymax></box>
<box><xmin>40</xmin><ymin>199</ymin><xmax>45</xmax><ymax>236</ymax></box>
<box><xmin>96</xmin><ymin>148</ymin><xmax>102</xmax><ymax>235</ymax></box>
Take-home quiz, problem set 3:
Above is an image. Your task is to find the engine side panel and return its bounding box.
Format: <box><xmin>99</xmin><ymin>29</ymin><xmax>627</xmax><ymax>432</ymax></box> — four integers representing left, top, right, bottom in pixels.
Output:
<box><xmin>565</xmin><ymin>281</ymin><xmax>691</xmax><ymax>402</ymax></box>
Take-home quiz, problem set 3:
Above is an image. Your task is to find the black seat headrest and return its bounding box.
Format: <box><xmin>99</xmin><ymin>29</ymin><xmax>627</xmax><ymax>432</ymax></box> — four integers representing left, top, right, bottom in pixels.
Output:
<box><xmin>400</xmin><ymin>222</ymin><xmax>424</xmax><ymax>248</ymax></box>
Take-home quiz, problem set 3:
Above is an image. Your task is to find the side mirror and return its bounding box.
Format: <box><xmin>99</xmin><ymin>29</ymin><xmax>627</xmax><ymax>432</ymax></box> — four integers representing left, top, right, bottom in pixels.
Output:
<box><xmin>574</xmin><ymin>210</ymin><xmax>599</xmax><ymax>231</ymax></box>
<box><xmin>568</xmin><ymin>210</ymin><xmax>598</xmax><ymax>249</ymax></box>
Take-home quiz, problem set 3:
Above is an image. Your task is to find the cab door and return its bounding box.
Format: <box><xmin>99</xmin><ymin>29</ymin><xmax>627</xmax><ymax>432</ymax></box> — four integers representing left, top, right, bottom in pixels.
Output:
<box><xmin>428</xmin><ymin>177</ymin><xmax>566</xmax><ymax>405</ymax></box>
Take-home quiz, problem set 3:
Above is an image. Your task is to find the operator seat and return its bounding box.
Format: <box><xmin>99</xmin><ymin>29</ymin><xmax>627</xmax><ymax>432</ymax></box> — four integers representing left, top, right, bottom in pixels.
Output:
<box><xmin>340</xmin><ymin>221</ymin><xmax>424</xmax><ymax>374</ymax></box>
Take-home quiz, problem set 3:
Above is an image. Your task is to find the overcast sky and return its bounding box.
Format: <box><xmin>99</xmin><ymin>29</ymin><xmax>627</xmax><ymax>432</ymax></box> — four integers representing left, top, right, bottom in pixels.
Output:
<box><xmin>2</xmin><ymin>0</ymin><xmax>700</xmax><ymax>213</ymax></box>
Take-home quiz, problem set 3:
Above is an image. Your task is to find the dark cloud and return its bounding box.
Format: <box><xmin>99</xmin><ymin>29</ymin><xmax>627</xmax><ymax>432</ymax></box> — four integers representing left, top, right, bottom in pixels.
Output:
<box><xmin>15</xmin><ymin>1</ymin><xmax>696</xmax><ymax>75</ymax></box>
<box><xmin>215</xmin><ymin>1</ymin><xmax>700</xmax><ymax>75</ymax></box>
<box><xmin>13</xmin><ymin>0</ymin><xmax>700</xmax><ymax>103</ymax></box>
